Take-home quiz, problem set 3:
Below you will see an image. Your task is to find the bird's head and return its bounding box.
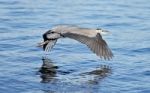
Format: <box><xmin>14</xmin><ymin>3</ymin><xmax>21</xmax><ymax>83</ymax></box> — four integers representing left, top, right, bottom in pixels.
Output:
<box><xmin>96</xmin><ymin>28</ymin><xmax>110</xmax><ymax>35</ymax></box>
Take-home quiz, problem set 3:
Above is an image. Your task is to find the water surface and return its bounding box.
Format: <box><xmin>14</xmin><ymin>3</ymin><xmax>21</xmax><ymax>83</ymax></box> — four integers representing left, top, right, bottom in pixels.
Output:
<box><xmin>0</xmin><ymin>0</ymin><xmax>150</xmax><ymax>93</ymax></box>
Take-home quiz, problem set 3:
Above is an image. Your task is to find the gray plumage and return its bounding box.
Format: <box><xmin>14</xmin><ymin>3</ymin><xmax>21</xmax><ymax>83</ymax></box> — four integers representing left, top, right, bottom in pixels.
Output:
<box><xmin>38</xmin><ymin>25</ymin><xmax>113</xmax><ymax>60</ymax></box>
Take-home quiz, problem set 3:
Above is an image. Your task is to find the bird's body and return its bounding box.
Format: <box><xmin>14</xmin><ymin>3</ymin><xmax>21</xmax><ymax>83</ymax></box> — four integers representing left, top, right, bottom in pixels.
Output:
<box><xmin>51</xmin><ymin>25</ymin><xmax>97</xmax><ymax>37</ymax></box>
<box><xmin>38</xmin><ymin>25</ymin><xmax>113</xmax><ymax>60</ymax></box>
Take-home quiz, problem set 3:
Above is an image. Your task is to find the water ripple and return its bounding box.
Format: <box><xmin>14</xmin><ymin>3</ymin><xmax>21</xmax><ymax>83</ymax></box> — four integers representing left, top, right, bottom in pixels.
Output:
<box><xmin>0</xmin><ymin>0</ymin><xmax>150</xmax><ymax>93</ymax></box>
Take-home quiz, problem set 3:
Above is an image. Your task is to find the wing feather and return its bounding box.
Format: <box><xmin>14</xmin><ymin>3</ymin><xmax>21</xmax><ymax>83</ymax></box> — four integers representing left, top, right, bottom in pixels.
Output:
<box><xmin>44</xmin><ymin>39</ymin><xmax>57</xmax><ymax>52</ymax></box>
<box><xmin>64</xmin><ymin>33</ymin><xmax>113</xmax><ymax>60</ymax></box>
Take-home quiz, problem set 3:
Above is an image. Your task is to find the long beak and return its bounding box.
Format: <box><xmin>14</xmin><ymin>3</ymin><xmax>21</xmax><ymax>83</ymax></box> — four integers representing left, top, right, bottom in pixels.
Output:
<box><xmin>37</xmin><ymin>40</ymin><xmax>49</xmax><ymax>47</ymax></box>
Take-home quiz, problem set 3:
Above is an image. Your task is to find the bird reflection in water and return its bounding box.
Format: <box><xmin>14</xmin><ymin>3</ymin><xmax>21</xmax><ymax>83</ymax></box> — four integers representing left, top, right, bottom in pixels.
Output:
<box><xmin>38</xmin><ymin>57</ymin><xmax>112</xmax><ymax>93</ymax></box>
<box><xmin>84</xmin><ymin>65</ymin><xmax>112</xmax><ymax>85</ymax></box>
<box><xmin>39</xmin><ymin>57</ymin><xmax>58</xmax><ymax>83</ymax></box>
<box><xmin>39</xmin><ymin>56</ymin><xmax>111</xmax><ymax>85</ymax></box>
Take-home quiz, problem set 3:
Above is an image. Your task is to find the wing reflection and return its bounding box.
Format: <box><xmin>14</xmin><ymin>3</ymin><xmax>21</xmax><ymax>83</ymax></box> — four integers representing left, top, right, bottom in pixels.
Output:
<box><xmin>39</xmin><ymin>57</ymin><xmax>58</xmax><ymax>83</ymax></box>
<box><xmin>84</xmin><ymin>65</ymin><xmax>112</xmax><ymax>85</ymax></box>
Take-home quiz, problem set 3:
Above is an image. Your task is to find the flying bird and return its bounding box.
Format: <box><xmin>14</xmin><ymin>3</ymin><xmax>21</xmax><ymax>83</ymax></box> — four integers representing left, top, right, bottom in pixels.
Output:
<box><xmin>38</xmin><ymin>25</ymin><xmax>113</xmax><ymax>60</ymax></box>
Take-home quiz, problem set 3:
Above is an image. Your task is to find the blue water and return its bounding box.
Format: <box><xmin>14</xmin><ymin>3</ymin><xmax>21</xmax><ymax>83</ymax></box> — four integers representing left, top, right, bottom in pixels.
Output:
<box><xmin>0</xmin><ymin>0</ymin><xmax>150</xmax><ymax>93</ymax></box>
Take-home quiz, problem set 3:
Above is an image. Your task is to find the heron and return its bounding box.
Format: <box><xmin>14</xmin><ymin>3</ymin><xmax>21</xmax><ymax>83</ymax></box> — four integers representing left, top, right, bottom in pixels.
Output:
<box><xmin>38</xmin><ymin>25</ymin><xmax>113</xmax><ymax>60</ymax></box>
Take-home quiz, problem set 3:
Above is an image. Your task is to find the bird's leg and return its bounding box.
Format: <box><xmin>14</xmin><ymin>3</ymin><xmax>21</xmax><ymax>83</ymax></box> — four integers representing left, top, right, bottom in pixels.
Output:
<box><xmin>37</xmin><ymin>40</ymin><xmax>49</xmax><ymax>47</ymax></box>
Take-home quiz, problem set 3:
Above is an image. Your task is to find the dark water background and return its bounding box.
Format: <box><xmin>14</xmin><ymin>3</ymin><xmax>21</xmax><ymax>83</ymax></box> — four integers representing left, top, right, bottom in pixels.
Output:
<box><xmin>0</xmin><ymin>0</ymin><xmax>150</xmax><ymax>93</ymax></box>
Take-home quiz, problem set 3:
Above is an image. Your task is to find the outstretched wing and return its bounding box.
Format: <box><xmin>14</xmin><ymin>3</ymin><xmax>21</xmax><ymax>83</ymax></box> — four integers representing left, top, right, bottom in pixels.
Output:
<box><xmin>43</xmin><ymin>39</ymin><xmax>57</xmax><ymax>52</ymax></box>
<box><xmin>64</xmin><ymin>33</ymin><xmax>113</xmax><ymax>60</ymax></box>
<box><xmin>42</xmin><ymin>30</ymin><xmax>58</xmax><ymax>52</ymax></box>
